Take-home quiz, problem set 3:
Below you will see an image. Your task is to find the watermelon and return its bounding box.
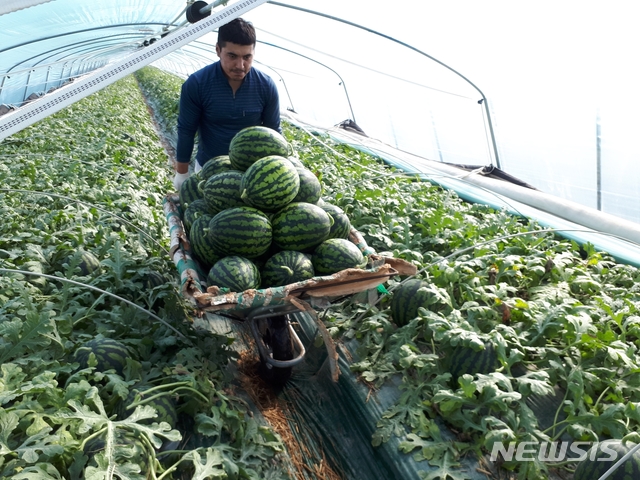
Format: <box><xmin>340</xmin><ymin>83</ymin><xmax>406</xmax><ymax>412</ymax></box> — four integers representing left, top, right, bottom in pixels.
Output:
<box><xmin>288</xmin><ymin>156</ymin><xmax>305</xmax><ymax>168</ymax></box>
<box><xmin>261</xmin><ymin>250</ymin><xmax>315</xmax><ymax>288</ymax></box>
<box><xmin>188</xmin><ymin>214</ymin><xmax>219</xmax><ymax>268</ymax></box>
<box><xmin>292</xmin><ymin>167</ymin><xmax>322</xmax><ymax>204</ymax></box>
<box><xmin>84</xmin><ymin>430</ymin><xmax>149</xmax><ymax>470</ymax></box>
<box><xmin>390</xmin><ymin>278</ymin><xmax>438</xmax><ymax>327</ymax></box>
<box><xmin>74</xmin><ymin>337</ymin><xmax>131</xmax><ymax>375</ymax></box>
<box><xmin>312</xmin><ymin>238</ymin><xmax>366</xmax><ymax>275</ymax></box>
<box><xmin>208</xmin><ymin>206</ymin><xmax>272</xmax><ymax>259</ymax></box>
<box><xmin>574</xmin><ymin>440</ymin><xmax>640</xmax><ymax>480</ymax></box>
<box><xmin>142</xmin><ymin>270</ymin><xmax>166</xmax><ymax>290</ymax></box>
<box><xmin>229</xmin><ymin>126</ymin><xmax>290</xmax><ymax>171</ymax></box>
<box><xmin>207</xmin><ymin>256</ymin><xmax>261</xmax><ymax>291</ymax></box>
<box><xmin>182</xmin><ymin>198</ymin><xmax>214</xmax><ymax>232</ymax></box>
<box><xmin>320</xmin><ymin>203</ymin><xmax>351</xmax><ymax>239</ymax></box>
<box><xmin>62</xmin><ymin>249</ymin><xmax>101</xmax><ymax>276</ymax></box>
<box><xmin>200</xmin><ymin>155</ymin><xmax>232</xmax><ymax>180</ymax></box>
<box><xmin>179</xmin><ymin>173</ymin><xmax>203</xmax><ymax>206</ymax></box>
<box><xmin>271</xmin><ymin>202</ymin><xmax>332</xmax><ymax>252</ymax></box>
<box><xmin>117</xmin><ymin>386</ymin><xmax>178</xmax><ymax>428</ymax></box>
<box><xmin>201</xmin><ymin>170</ymin><xmax>244</xmax><ymax>214</ymax></box>
<box><xmin>240</xmin><ymin>155</ymin><xmax>300</xmax><ymax>211</ymax></box>
<box><xmin>448</xmin><ymin>340</ymin><xmax>497</xmax><ymax>380</ymax></box>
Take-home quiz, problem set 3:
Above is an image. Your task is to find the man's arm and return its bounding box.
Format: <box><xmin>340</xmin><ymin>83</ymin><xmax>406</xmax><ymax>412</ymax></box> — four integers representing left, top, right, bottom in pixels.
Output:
<box><xmin>262</xmin><ymin>80</ymin><xmax>281</xmax><ymax>133</ymax></box>
<box><xmin>175</xmin><ymin>78</ymin><xmax>202</xmax><ymax>172</ymax></box>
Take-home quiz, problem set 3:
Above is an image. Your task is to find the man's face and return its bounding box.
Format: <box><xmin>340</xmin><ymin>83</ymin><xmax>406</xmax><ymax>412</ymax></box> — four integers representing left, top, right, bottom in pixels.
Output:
<box><xmin>216</xmin><ymin>42</ymin><xmax>254</xmax><ymax>81</ymax></box>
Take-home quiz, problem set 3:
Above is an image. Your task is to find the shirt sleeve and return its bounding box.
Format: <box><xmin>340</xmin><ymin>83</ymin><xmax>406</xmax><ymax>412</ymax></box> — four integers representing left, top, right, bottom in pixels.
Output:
<box><xmin>176</xmin><ymin>77</ymin><xmax>202</xmax><ymax>164</ymax></box>
<box><xmin>262</xmin><ymin>79</ymin><xmax>281</xmax><ymax>133</ymax></box>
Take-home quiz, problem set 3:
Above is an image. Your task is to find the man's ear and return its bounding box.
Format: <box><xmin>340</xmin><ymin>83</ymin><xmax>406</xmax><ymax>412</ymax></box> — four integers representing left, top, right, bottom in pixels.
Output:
<box><xmin>215</xmin><ymin>43</ymin><xmax>221</xmax><ymax>57</ymax></box>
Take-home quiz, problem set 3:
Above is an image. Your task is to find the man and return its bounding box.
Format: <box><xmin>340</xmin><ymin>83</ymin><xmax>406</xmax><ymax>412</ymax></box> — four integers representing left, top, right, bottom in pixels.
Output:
<box><xmin>173</xmin><ymin>18</ymin><xmax>281</xmax><ymax>190</ymax></box>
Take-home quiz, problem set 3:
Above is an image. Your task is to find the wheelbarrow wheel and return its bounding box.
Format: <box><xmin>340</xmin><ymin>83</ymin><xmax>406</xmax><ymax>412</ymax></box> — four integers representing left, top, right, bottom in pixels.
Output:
<box><xmin>259</xmin><ymin>315</ymin><xmax>294</xmax><ymax>386</ymax></box>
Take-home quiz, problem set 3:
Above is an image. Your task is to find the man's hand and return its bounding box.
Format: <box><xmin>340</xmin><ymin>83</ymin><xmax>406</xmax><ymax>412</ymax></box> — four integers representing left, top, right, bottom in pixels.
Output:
<box><xmin>173</xmin><ymin>172</ymin><xmax>190</xmax><ymax>191</ymax></box>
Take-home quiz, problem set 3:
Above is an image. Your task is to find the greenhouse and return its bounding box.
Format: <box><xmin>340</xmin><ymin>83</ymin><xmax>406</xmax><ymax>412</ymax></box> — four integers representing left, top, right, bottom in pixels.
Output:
<box><xmin>2</xmin><ymin>1</ymin><xmax>640</xmax><ymax>479</ymax></box>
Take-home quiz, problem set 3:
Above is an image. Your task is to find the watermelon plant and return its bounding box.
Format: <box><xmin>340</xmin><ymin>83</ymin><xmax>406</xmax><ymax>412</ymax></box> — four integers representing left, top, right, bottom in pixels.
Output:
<box><xmin>0</xmin><ymin>72</ymin><xmax>288</xmax><ymax>480</ymax></box>
<box><xmin>126</xmin><ymin>65</ymin><xmax>640</xmax><ymax>480</ymax></box>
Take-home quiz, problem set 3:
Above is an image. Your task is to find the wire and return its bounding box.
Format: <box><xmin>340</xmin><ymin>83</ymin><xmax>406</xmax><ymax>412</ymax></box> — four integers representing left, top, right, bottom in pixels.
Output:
<box><xmin>0</xmin><ymin>267</ymin><xmax>191</xmax><ymax>343</ymax></box>
<box><xmin>0</xmin><ymin>188</ymin><xmax>169</xmax><ymax>256</ymax></box>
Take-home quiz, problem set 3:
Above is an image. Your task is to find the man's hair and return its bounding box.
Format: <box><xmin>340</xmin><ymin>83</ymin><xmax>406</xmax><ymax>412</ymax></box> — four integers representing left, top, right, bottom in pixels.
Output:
<box><xmin>217</xmin><ymin>18</ymin><xmax>256</xmax><ymax>47</ymax></box>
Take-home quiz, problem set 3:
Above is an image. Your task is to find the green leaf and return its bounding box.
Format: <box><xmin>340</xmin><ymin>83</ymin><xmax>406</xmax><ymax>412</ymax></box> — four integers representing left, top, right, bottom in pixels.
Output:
<box><xmin>188</xmin><ymin>448</ymin><xmax>227</xmax><ymax>480</ymax></box>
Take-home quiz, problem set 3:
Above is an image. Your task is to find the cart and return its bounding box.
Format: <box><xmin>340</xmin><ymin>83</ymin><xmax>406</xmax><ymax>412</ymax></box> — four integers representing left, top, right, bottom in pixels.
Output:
<box><xmin>163</xmin><ymin>194</ymin><xmax>417</xmax><ymax>383</ymax></box>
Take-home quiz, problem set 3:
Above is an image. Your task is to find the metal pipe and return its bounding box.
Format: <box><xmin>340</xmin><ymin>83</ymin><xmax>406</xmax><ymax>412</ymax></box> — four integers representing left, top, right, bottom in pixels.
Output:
<box><xmin>267</xmin><ymin>0</ymin><xmax>501</xmax><ymax>168</ymax></box>
<box><xmin>257</xmin><ymin>39</ymin><xmax>356</xmax><ymax>122</ymax></box>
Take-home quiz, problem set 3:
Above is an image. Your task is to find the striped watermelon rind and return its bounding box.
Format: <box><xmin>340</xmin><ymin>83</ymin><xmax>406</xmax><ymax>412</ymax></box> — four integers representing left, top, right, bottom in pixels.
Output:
<box><xmin>207</xmin><ymin>255</ymin><xmax>261</xmax><ymax>291</ymax></box>
<box><xmin>201</xmin><ymin>170</ymin><xmax>244</xmax><ymax>215</ymax></box>
<box><xmin>179</xmin><ymin>173</ymin><xmax>203</xmax><ymax>206</ymax></box>
<box><xmin>200</xmin><ymin>155</ymin><xmax>232</xmax><ymax>180</ymax></box>
<box><xmin>390</xmin><ymin>278</ymin><xmax>445</xmax><ymax>327</ymax></box>
<box><xmin>319</xmin><ymin>203</ymin><xmax>351</xmax><ymax>239</ymax></box>
<box><xmin>261</xmin><ymin>250</ymin><xmax>315</xmax><ymax>288</ymax></box>
<box><xmin>240</xmin><ymin>156</ymin><xmax>300</xmax><ymax>211</ymax></box>
<box><xmin>447</xmin><ymin>340</ymin><xmax>497</xmax><ymax>379</ymax></box>
<box><xmin>574</xmin><ymin>440</ymin><xmax>640</xmax><ymax>480</ymax></box>
<box><xmin>271</xmin><ymin>202</ymin><xmax>333</xmax><ymax>252</ymax></box>
<box><xmin>183</xmin><ymin>198</ymin><xmax>214</xmax><ymax>232</ymax></box>
<box><xmin>189</xmin><ymin>214</ymin><xmax>220</xmax><ymax>269</ymax></box>
<box><xmin>229</xmin><ymin>126</ymin><xmax>290</xmax><ymax>171</ymax></box>
<box><xmin>208</xmin><ymin>206</ymin><xmax>272</xmax><ymax>259</ymax></box>
<box><xmin>74</xmin><ymin>337</ymin><xmax>131</xmax><ymax>375</ymax></box>
<box><xmin>312</xmin><ymin>238</ymin><xmax>366</xmax><ymax>276</ymax></box>
<box><xmin>293</xmin><ymin>167</ymin><xmax>322</xmax><ymax>204</ymax></box>
<box><xmin>288</xmin><ymin>156</ymin><xmax>305</xmax><ymax>168</ymax></box>
<box><xmin>117</xmin><ymin>386</ymin><xmax>178</xmax><ymax>428</ymax></box>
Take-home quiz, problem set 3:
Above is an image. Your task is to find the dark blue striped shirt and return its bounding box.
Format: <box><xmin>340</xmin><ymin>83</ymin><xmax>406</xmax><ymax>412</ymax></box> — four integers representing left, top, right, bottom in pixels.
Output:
<box><xmin>176</xmin><ymin>61</ymin><xmax>281</xmax><ymax>166</ymax></box>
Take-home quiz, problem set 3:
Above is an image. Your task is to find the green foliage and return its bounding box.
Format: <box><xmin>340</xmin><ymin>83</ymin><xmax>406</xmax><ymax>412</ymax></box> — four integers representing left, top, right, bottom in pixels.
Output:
<box><xmin>282</xmin><ymin>122</ymin><xmax>640</xmax><ymax>479</ymax></box>
<box><xmin>0</xmin><ymin>73</ymin><xmax>286</xmax><ymax>479</ymax></box>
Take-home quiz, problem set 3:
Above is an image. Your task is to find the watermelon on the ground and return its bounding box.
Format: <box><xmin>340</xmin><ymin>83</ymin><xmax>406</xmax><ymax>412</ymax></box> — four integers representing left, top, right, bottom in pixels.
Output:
<box><xmin>312</xmin><ymin>238</ymin><xmax>366</xmax><ymax>275</ymax></box>
<box><xmin>261</xmin><ymin>250</ymin><xmax>315</xmax><ymax>288</ymax></box>
<box><xmin>200</xmin><ymin>155</ymin><xmax>232</xmax><ymax>180</ymax></box>
<box><xmin>74</xmin><ymin>337</ymin><xmax>131</xmax><ymax>375</ymax></box>
<box><xmin>271</xmin><ymin>202</ymin><xmax>332</xmax><ymax>252</ymax></box>
<box><xmin>447</xmin><ymin>340</ymin><xmax>497</xmax><ymax>380</ymax></box>
<box><xmin>189</xmin><ymin>214</ymin><xmax>219</xmax><ymax>268</ymax></box>
<box><xmin>117</xmin><ymin>386</ymin><xmax>178</xmax><ymax>428</ymax></box>
<box><xmin>179</xmin><ymin>173</ymin><xmax>203</xmax><ymax>206</ymax></box>
<box><xmin>320</xmin><ymin>203</ymin><xmax>351</xmax><ymax>239</ymax></box>
<box><xmin>293</xmin><ymin>167</ymin><xmax>322</xmax><ymax>204</ymax></box>
<box><xmin>240</xmin><ymin>155</ymin><xmax>300</xmax><ymax>211</ymax></box>
<box><xmin>390</xmin><ymin>278</ymin><xmax>448</xmax><ymax>327</ymax></box>
<box><xmin>201</xmin><ymin>170</ymin><xmax>244</xmax><ymax>214</ymax></box>
<box><xmin>228</xmin><ymin>126</ymin><xmax>290</xmax><ymax>171</ymax></box>
<box><xmin>84</xmin><ymin>430</ymin><xmax>149</xmax><ymax>469</ymax></box>
<box><xmin>207</xmin><ymin>206</ymin><xmax>272</xmax><ymax>259</ymax></box>
<box><xmin>574</xmin><ymin>440</ymin><xmax>640</xmax><ymax>480</ymax></box>
<box><xmin>207</xmin><ymin>256</ymin><xmax>261</xmax><ymax>291</ymax></box>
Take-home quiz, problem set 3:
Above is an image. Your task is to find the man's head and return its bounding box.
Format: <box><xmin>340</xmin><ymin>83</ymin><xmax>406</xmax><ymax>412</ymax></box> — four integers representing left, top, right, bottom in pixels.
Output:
<box><xmin>217</xmin><ymin>17</ymin><xmax>256</xmax><ymax>47</ymax></box>
<box><xmin>216</xmin><ymin>18</ymin><xmax>256</xmax><ymax>82</ymax></box>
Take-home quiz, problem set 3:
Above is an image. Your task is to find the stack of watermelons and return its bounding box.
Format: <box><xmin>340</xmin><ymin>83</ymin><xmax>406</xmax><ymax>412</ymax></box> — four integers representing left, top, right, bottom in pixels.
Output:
<box><xmin>178</xmin><ymin>126</ymin><xmax>368</xmax><ymax>292</ymax></box>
